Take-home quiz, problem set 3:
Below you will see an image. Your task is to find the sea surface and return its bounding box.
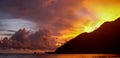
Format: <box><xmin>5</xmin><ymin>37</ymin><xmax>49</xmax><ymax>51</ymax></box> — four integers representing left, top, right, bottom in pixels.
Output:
<box><xmin>0</xmin><ymin>54</ymin><xmax>120</xmax><ymax>58</ymax></box>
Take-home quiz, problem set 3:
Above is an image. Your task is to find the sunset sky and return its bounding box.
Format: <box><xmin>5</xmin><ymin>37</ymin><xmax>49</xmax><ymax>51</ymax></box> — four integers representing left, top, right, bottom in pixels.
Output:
<box><xmin>0</xmin><ymin>0</ymin><xmax>120</xmax><ymax>45</ymax></box>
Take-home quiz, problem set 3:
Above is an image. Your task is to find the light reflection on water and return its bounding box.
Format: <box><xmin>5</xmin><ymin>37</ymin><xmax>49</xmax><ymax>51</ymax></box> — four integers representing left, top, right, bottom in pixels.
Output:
<box><xmin>0</xmin><ymin>54</ymin><xmax>119</xmax><ymax>58</ymax></box>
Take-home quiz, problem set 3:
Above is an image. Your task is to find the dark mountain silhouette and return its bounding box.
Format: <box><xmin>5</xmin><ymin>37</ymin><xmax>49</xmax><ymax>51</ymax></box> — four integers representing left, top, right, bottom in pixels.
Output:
<box><xmin>55</xmin><ymin>17</ymin><xmax>120</xmax><ymax>54</ymax></box>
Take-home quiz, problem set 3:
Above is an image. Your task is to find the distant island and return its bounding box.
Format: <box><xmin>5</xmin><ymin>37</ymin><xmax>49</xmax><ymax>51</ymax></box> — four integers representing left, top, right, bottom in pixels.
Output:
<box><xmin>55</xmin><ymin>17</ymin><xmax>120</xmax><ymax>54</ymax></box>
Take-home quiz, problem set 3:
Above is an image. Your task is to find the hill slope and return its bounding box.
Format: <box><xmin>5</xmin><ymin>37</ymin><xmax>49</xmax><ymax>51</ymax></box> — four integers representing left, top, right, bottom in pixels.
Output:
<box><xmin>55</xmin><ymin>17</ymin><xmax>120</xmax><ymax>53</ymax></box>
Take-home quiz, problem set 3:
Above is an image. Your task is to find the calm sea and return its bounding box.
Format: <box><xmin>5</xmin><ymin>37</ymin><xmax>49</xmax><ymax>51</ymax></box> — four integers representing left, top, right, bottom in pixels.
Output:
<box><xmin>0</xmin><ymin>54</ymin><xmax>120</xmax><ymax>58</ymax></box>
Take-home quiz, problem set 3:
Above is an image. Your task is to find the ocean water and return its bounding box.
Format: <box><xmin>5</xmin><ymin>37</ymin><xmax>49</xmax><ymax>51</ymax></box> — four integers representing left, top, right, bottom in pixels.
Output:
<box><xmin>0</xmin><ymin>54</ymin><xmax>120</xmax><ymax>58</ymax></box>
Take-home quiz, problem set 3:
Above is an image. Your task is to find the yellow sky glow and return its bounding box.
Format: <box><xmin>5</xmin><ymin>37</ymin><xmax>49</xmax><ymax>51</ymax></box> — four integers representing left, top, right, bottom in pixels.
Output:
<box><xmin>56</xmin><ymin>0</ymin><xmax>120</xmax><ymax>44</ymax></box>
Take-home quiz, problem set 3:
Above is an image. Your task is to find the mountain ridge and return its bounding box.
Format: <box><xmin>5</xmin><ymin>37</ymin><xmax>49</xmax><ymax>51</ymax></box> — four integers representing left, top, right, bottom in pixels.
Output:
<box><xmin>55</xmin><ymin>17</ymin><xmax>120</xmax><ymax>53</ymax></box>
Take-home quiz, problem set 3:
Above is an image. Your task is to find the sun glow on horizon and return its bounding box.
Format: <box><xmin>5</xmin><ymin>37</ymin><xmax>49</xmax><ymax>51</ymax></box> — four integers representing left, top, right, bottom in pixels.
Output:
<box><xmin>56</xmin><ymin>0</ymin><xmax>120</xmax><ymax>43</ymax></box>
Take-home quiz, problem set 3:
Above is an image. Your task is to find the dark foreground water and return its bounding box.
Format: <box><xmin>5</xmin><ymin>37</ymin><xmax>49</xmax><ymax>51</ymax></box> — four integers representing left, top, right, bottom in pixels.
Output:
<box><xmin>0</xmin><ymin>54</ymin><xmax>120</xmax><ymax>58</ymax></box>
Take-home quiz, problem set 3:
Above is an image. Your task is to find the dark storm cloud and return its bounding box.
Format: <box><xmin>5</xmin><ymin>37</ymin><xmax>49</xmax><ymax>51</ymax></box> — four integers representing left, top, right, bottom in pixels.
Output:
<box><xmin>0</xmin><ymin>0</ymin><xmax>86</xmax><ymax>49</ymax></box>
<box><xmin>0</xmin><ymin>0</ymin><xmax>40</xmax><ymax>18</ymax></box>
<box><xmin>0</xmin><ymin>0</ymin><xmax>83</xmax><ymax>29</ymax></box>
<box><xmin>0</xmin><ymin>0</ymin><xmax>55</xmax><ymax>20</ymax></box>
<box><xmin>0</xmin><ymin>33</ymin><xmax>13</xmax><ymax>36</ymax></box>
<box><xmin>7</xmin><ymin>30</ymin><xmax>16</xmax><ymax>32</ymax></box>
<box><xmin>0</xmin><ymin>28</ymin><xmax>56</xmax><ymax>49</ymax></box>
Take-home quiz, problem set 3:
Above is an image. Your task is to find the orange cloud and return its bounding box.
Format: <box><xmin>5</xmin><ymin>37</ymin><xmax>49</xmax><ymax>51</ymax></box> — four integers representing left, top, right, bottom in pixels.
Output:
<box><xmin>0</xmin><ymin>0</ymin><xmax>120</xmax><ymax>46</ymax></box>
<box><xmin>54</xmin><ymin>0</ymin><xmax>120</xmax><ymax>43</ymax></box>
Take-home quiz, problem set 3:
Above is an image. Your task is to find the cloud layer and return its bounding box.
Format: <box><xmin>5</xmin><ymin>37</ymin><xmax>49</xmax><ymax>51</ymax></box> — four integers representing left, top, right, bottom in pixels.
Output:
<box><xmin>0</xmin><ymin>28</ymin><xmax>56</xmax><ymax>50</ymax></box>
<box><xmin>0</xmin><ymin>0</ymin><xmax>120</xmax><ymax>47</ymax></box>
